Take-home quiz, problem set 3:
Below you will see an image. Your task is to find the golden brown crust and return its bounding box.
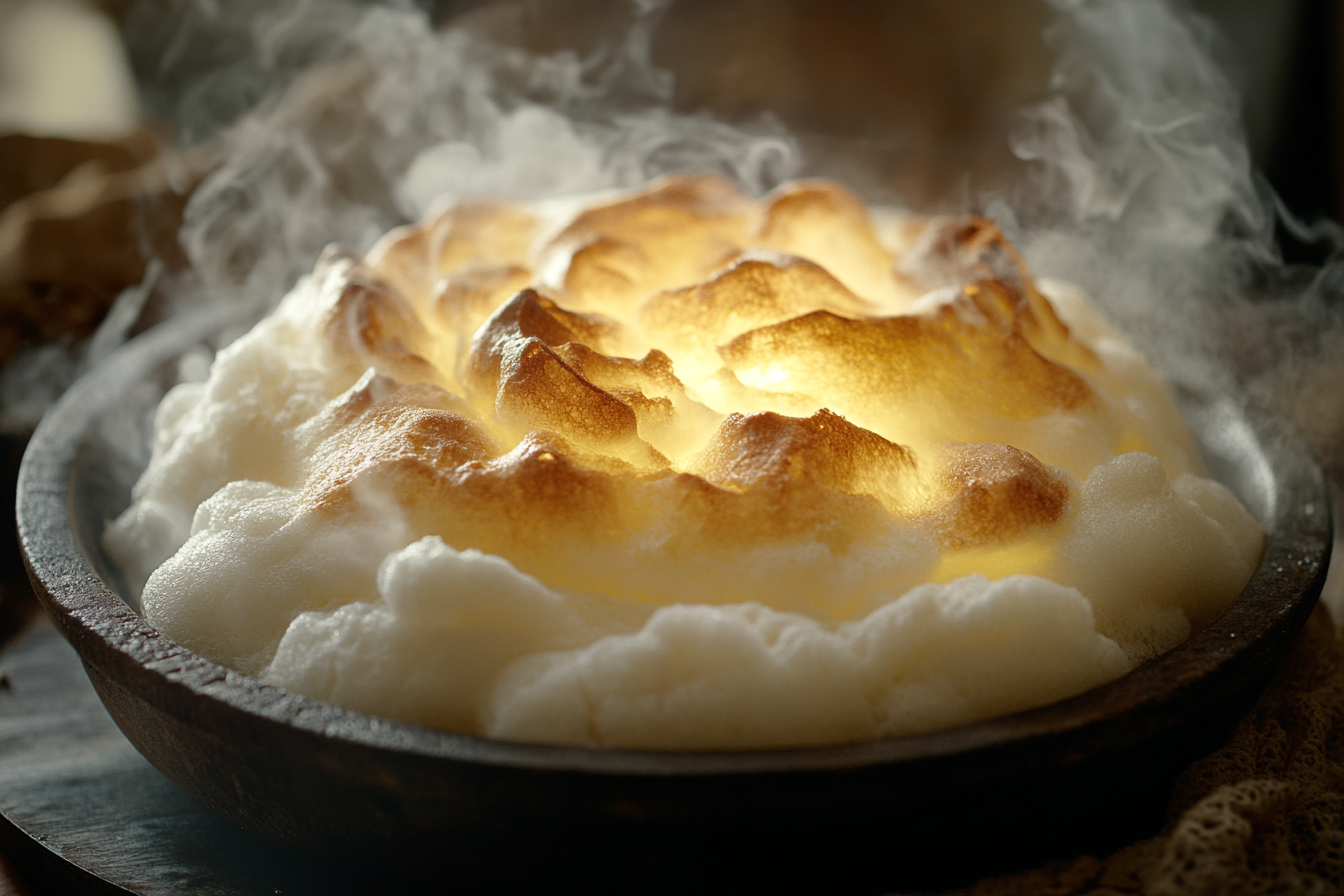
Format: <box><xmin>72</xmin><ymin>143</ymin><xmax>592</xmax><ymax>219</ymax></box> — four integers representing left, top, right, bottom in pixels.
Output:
<box><xmin>544</xmin><ymin>174</ymin><xmax>753</xmax><ymax>313</ymax></box>
<box><xmin>302</xmin><ymin>372</ymin><xmax>499</xmax><ymax>512</ymax></box>
<box><xmin>754</xmin><ymin>179</ymin><xmax>898</xmax><ymax>300</ymax></box>
<box><xmin>465</xmin><ymin>289</ymin><xmax>661</xmax><ymax>464</ymax></box>
<box><xmin>320</xmin><ymin>252</ymin><xmax>440</xmax><ymax>386</ymax></box>
<box><xmin>691</xmin><ymin>409</ymin><xmax>915</xmax><ymax>510</ymax></box>
<box><xmin>639</xmin><ymin>251</ymin><xmax>872</xmax><ymax>368</ymax></box>
<box><xmin>302</xmin><ymin>175</ymin><xmax>1111</xmax><ymax>581</ymax></box>
<box><xmin>898</xmin><ymin>215</ymin><xmax>1100</xmax><ymax>372</ymax></box>
<box><xmin>717</xmin><ymin>280</ymin><xmax>1095</xmax><ymax>424</ymax></box>
<box><xmin>925</xmin><ymin>442</ymin><xmax>1072</xmax><ymax>549</ymax></box>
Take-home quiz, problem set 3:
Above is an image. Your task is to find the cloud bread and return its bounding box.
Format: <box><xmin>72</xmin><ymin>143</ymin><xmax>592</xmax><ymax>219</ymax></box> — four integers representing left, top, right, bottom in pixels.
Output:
<box><xmin>104</xmin><ymin>175</ymin><xmax>1263</xmax><ymax>749</ymax></box>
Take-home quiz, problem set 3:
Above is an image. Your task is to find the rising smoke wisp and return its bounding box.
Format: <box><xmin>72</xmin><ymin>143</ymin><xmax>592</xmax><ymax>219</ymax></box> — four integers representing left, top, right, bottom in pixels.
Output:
<box><xmin>152</xmin><ymin>0</ymin><xmax>1343</xmax><ymax>472</ymax></box>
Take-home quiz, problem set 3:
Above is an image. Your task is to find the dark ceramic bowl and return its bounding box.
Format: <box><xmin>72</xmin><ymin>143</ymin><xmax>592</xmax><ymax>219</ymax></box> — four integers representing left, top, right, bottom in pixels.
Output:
<box><xmin>16</xmin><ymin>307</ymin><xmax>1333</xmax><ymax>891</ymax></box>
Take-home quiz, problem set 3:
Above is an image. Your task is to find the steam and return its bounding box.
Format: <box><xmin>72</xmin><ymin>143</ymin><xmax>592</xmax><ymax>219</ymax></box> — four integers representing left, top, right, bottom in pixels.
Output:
<box><xmin>0</xmin><ymin>259</ymin><xmax>160</xmax><ymax>433</ymax></box>
<box><xmin>1008</xmin><ymin>1</ymin><xmax>1278</xmax><ymax>390</ymax></box>
<box><xmin>149</xmin><ymin>0</ymin><xmax>1339</xmax><ymax>452</ymax></box>
<box><xmin>4</xmin><ymin>2</ymin><xmax>1340</xmax><ymax>600</ymax></box>
<box><xmin>975</xmin><ymin>1</ymin><xmax>1344</xmax><ymax>473</ymax></box>
<box><xmin>1003</xmin><ymin>0</ymin><xmax>1344</xmax><ymax>617</ymax></box>
<box><xmin>167</xmin><ymin>1</ymin><xmax>796</xmax><ymax>320</ymax></box>
<box><xmin>5</xmin><ymin>0</ymin><xmax>1335</xmax><ymax>463</ymax></box>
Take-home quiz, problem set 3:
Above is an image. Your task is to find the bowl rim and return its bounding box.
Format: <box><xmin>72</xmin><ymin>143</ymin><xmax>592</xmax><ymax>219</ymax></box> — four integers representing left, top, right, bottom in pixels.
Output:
<box><xmin>14</xmin><ymin>305</ymin><xmax>1335</xmax><ymax>778</ymax></box>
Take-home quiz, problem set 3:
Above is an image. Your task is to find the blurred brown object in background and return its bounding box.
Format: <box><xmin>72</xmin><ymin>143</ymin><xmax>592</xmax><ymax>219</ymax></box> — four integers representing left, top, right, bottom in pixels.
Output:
<box><xmin>458</xmin><ymin>0</ymin><xmax>1054</xmax><ymax>208</ymax></box>
<box><xmin>0</xmin><ymin>126</ymin><xmax>209</xmax><ymax>648</ymax></box>
<box><xmin>0</xmin><ymin>131</ymin><xmax>194</xmax><ymax>364</ymax></box>
<box><xmin>0</xmin><ymin>131</ymin><xmax>155</xmax><ymax>210</ymax></box>
<box><xmin>653</xmin><ymin>0</ymin><xmax>1053</xmax><ymax>208</ymax></box>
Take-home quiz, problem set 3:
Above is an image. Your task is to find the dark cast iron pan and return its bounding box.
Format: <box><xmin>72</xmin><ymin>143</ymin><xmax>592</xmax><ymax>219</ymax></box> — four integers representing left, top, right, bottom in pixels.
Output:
<box><xmin>15</xmin><ymin>306</ymin><xmax>1333</xmax><ymax>892</ymax></box>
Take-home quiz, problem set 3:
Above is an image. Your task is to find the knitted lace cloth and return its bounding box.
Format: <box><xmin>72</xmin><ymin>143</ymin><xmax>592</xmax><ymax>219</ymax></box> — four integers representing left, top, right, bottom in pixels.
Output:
<box><xmin>903</xmin><ymin>602</ymin><xmax>1344</xmax><ymax>896</ymax></box>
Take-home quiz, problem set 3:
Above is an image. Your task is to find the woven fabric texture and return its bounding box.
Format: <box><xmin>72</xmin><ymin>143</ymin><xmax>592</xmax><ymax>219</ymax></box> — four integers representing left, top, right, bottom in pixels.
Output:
<box><xmin>906</xmin><ymin>604</ymin><xmax>1344</xmax><ymax>896</ymax></box>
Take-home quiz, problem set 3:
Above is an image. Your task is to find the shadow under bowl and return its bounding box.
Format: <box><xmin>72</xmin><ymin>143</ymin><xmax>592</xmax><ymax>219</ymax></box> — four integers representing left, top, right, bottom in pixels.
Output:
<box><xmin>16</xmin><ymin>307</ymin><xmax>1334</xmax><ymax>891</ymax></box>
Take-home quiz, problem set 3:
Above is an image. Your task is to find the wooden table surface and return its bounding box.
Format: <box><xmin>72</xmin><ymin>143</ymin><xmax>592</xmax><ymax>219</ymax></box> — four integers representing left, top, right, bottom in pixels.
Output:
<box><xmin>0</xmin><ymin>578</ymin><xmax>52</xmax><ymax>896</ymax></box>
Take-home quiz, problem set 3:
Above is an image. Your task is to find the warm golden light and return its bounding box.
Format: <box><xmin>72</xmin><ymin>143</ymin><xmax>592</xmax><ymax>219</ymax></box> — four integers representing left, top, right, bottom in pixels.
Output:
<box><xmin>106</xmin><ymin>175</ymin><xmax>1264</xmax><ymax>749</ymax></box>
<box><xmin>320</xmin><ymin>174</ymin><xmax>1175</xmax><ymax>579</ymax></box>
